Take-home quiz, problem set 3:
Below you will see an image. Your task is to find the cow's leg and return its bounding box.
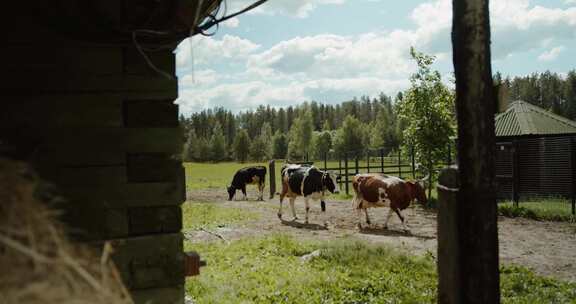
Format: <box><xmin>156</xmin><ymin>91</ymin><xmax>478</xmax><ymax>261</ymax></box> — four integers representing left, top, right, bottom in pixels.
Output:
<box><xmin>259</xmin><ymin>182</ymin><xmax>264</xmax><ymax>201</ymax></box>
<box><xmin>289</xmin><ymin>197</ymin><xmax>298</xmax><ymax>220</ymax></box>
<box><xmin>278</xmin><ymin>189</ymin><xmax>286</xmax><ymax>219</ymax></box>
<box><xmin>364</xmin><ymin>208</ymin><xmax>371</xmax><ymax>226</ymax></box>
<box><xmin>242</xmin><ymin>186</ymin><xmax>247</xmax><ymax>200</ymax></box>
<box><xmin>356</xmin><ymin>207</ymin><xmax>363</xmax><ymax>230</ymax></box>
<box><xmin>352</xmin><ymin>196</ymin><xmax>363</xmax><ymax>229</ymax></box>
<box><xmin>383</xmin><ymin>207</ymin><xmax>394</xmax><ymax>229</ymax></box>
<box><xmin>321</xmin><ymin>196</ymin><xmax>329</xmax><ymax>228</ymax></box>
<box><xmin>304</xmin><ymin>197</ymin><xmax>310</xmax><ymax>224</ymax></box>
<box><xmin>395</xmin><ymin>209</ymin><xmax>409</xmax><ymax>232</ymax></box>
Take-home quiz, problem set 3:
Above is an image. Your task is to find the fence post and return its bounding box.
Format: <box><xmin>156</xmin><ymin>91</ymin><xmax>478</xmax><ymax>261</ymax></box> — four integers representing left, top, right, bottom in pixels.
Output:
<box><xmin>570</xmin><ymin>137</ymin><xmax>576</xmax><ymax>215</ymax></box>
<box><xmin>355</xmin><ymin>154</ymin><xmax>359</xmax><ymax>174</ymax></box>
<box><xmin>447</xmin><ymin>143</ymin><xmax>452</xmax><ymax>165</ymax></box>
<box><xmin>367</xmin><ymin>151</ymin><xmax>370</xmax><ymax>173</ymax></box>
<box><xmin>398</xmin><ymin>149</ymin><xmax>402</xmax><ymax>178</ymax></box>
<box><xmin>269</xmin><ymin>159</ymin><xmax>276</xmax><ymax>199</ymax></box>
<box><xmin>344</xmin><ymin>153</ymin><xmax>349</xmax><ymax>195</ymax></box>
<box><xmin>437</xmin><ymin>166</ymin><xmax>460</xmax><ymax>304</ymax></box>
<box><xmin>324</xmin><ymin>152</ymin><xmax>328</xmax><ymax>171</ymax></box>
<box><xmin>512</xmin><ymin>140</ymin><xmax>520</xmax><ymax>207</ymax></box>
<box><xmin>411</xmin><ymin>146</ymin><xmax>416</xmax><ymax>179</ymax></box>
<box><xmin>380</xmin><ymin>148</ymin><xmax>384</xmax><ymax>173</ymax></box>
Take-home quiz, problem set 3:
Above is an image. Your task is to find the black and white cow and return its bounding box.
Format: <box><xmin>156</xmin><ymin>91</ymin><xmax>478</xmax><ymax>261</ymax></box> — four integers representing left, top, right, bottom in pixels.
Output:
<box><xmin>278</xmin><ymin>164</ymin><xmax>339</xmax><ymax>224</ymax></box>
<box><xmin>227</xmin><ymin>166</ymin><xmax>266</xmax><ymax>201</ymax></box>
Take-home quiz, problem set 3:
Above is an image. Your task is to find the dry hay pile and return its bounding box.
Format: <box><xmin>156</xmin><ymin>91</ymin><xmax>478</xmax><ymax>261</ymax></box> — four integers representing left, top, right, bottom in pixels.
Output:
<box><xmin>0</xmin><ymin>158</ymin><xmax>133</xmax><ymax>304</ymax></box>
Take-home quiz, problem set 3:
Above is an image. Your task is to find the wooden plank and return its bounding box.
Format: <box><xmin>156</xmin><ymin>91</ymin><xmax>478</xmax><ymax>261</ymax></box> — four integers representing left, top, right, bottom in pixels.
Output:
<box><xmin>108</xmin><ymin>233</ymin><xmax>185</xmax><ymax>290</ymax></box>
<box><xmin>130</xmin><ymin>285</ymin><xmax>184</xmax><ymax>304</ymax></box>
<box><xmin>127</xmin><ymin>153</ymin><xmax>180</xmax><ymax>182</ymax></box>
<box><xmin>128</xmin><ymin>206</ymin><xmax>182</xmax><ymax>235</ymax></box>
<box><xmin>1</xmin><ymin>46</ymin><xmax>123</xmax><ymax>75</ymax></box>
<box><xmin>63</xmin><ymin>208</ymin><xmax>129</xmax><ymax>241</ymax></box>
<box><xmin>124</xmin><ymin>99</ymin><xmax>179</xmax><ymax>128</ymax></box>
<box><xmin>10</xmin><ymin>127</ymin><xmax>183</xmax><ymax>154</ymax></box>
<box><xmin>40</xmin><ymin>166</ymin><xmax>127</xmax><ymax>186</ymax></box>
<box><xmin>58</xmin><ymin>182</ymin><xmax>182</xmax><ymax>208</ymax></box>
<box><xmin>0</xmin><ymin>73</ymin><xmax>177</xmax><ymax>94</ymax></box>
<box><xmin>123</xmin><ymin>48</ymin><xmax>175</xmax><ymax>76</ymax></box>
<box><xmin>1</xmin><ymin>95</ymin><xmax>123</xmax><ymax>128</ymax></box>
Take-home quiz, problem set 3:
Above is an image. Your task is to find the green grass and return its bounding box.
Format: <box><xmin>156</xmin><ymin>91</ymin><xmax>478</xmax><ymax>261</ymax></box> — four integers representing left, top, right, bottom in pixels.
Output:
<box><xmin>499</xmin><ymin>200</ymin><xmax>575</xmax><ymax>222</ymax></box>
<box><xmin>185</xmin><ymin>162</ymin><xmax>269</xmax><ymax>190</ymax></box>
<box><xmin>185</xmin><ymin>235</ymin><xmax>576</xmax><ymax>304</ymax></box>
<box><xmin>182</xmin><ymin>201</ymin><xmax>259</xmax><ymax>230</ymax></box>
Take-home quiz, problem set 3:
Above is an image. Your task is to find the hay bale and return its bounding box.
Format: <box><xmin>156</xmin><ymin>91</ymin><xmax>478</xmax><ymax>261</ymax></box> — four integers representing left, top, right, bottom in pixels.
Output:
<box><xmin>0</xmin><ymin>158</ymin><xmax>133</xmax><ymax>304</ymax></box>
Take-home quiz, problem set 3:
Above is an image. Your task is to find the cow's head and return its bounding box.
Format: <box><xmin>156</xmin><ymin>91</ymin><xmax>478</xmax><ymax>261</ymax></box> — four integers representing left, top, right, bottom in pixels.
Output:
<box><xmin>226</xmin><ymin>185</ymin><xmax>235</xmax><ymax>201</ymax></box>
<box><xmin>323</xmin><ymin>171</ymin><xmax>340</xmax><ymax>194</ymax></box>
<box><xmin>407</xmin><ymin>180</ymin><xmax>427</xmax><ymax>205</ymax></box>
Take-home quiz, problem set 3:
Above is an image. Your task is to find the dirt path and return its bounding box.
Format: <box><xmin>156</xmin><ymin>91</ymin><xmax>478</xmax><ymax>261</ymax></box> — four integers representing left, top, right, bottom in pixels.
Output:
<box><xmin>186</xmin><ymin>189</ymin><xmax>576</xmax><ymax>282</ymax></box>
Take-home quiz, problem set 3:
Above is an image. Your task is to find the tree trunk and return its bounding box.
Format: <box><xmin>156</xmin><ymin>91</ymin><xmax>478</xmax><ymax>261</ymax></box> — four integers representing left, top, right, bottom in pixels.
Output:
<box><xmin>450</xmin><ymin>0</ymin><xmax>500</xmax><ymax>303</ymax></box>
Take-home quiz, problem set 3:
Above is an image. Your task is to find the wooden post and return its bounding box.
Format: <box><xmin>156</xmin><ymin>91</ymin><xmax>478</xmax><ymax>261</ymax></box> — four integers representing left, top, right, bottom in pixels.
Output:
<box><xmin>411</xmin><ymin>146</ymin><xmax>416</xmax><ymax>179</ymax></box>
<box><xmin>380</xmin><ymin>148</ymin><xmax>384</xmax><ymax>174</ymax></box>
<box><xmin>324</xmin><ymin>152</ymin><xmax>328</xmax><ymax>171</ymax></box>
<box><xmin>367</xmin><ymin>151</ymin><xmax>370</xmax><ymax>173</ymax></box>
<box><xmin>512</xmin><ymin>140</ymin><xmax>520</xmax><ymax>207</ymax></box>
<box><xmin>355</xmin><ymin>155</ymin><xmax>359</xmax><ymax>174</ymax></box>
<box><xmin>398</xmin><ymin>149</ymin><xmax>402</xmax><ymax>178</ymax></box>
<box><xmin>344</xmin><ymin>153</ymin><xmax>349</xmax><ymax>195</ymax></box>
<box><xmin>447</xmin><ymin>143</ymin><xmax>452</xmax><ymax>165</ymax></box>
<box><xmin>437</xmin><ymin>167</ymin><xmax>460</xmax><ymax>304</ymax></box>
<box><xmin>570</xmin><ymin>137</ymin><xmax>576</xmax><ymax>215</ymax></box>
<box><xmin>269</xmin><ymin>160</ymin><xmax>276</xmax><ymax>199</ymax></box>
<box><xmin>449</xmin><ymin>0</ymin><xmax>500</xmax><ymax>303</ymax></box>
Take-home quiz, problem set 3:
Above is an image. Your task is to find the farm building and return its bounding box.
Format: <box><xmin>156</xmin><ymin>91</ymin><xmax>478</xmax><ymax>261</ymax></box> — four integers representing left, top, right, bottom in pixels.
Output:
<box><xmin>495</xmin><ymin>100</ymin><xmax>576</xmax><ymax>208</ymax></box>
<box><xmin>1</xmin><ymin>1</ymin><xmax>222</xmax><ymax>303</ymax></box>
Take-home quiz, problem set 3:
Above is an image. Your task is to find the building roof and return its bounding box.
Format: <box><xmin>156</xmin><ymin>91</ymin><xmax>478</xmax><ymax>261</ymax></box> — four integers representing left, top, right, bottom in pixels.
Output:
<box><xmin>495</xmin><ymin>100</ymin><xmax>576</xmax><ymax>137</ymax></box>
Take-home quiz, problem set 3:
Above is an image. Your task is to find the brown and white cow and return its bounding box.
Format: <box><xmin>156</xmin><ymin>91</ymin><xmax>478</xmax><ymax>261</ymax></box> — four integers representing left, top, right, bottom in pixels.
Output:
<box><xmin>352</xmin><ymin>173</ymin><xmax>427</xmax><ymax>231</ymax></box>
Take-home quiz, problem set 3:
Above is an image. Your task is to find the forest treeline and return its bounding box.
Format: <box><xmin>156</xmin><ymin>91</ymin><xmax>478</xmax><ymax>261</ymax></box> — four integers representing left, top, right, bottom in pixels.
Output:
<box><xmin>180</xmin><ymin>69</ymin><xmax>576</xmax><ymax>162</ymax></box>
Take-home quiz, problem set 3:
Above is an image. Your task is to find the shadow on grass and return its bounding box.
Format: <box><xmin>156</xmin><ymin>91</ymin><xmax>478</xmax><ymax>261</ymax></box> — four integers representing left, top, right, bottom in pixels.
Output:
<box><xmin>359</xmin><ymin>226</ymin><xmax>435</xmax><ymax>240</ymax></box>
<box><xmin>281</xmin><ymin>219</ymin><xmax>328</xmax><ymax>231</ymax></box>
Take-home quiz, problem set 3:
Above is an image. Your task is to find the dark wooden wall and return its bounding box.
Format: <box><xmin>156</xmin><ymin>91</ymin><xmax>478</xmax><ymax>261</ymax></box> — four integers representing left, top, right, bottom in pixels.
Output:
<box><xmin>1</xmin><ymin>2</ymin><xmax>188</xmax><ymax>303</ymax></box>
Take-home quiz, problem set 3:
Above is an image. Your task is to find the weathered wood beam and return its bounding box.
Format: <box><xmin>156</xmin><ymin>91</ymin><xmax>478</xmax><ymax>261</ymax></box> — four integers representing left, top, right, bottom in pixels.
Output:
<box><xmin>450</xmin><ymin>0</ymin><xmax>500</xmax><ymax>303</ymax></box>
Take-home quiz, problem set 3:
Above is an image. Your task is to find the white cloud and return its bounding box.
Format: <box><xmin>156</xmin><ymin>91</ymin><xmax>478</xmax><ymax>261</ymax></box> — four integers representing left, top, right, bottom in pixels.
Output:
<box><xmin>222</xmin><ymin>17</ymin><xmax>240</xmax><ymax>28</ymax></box>
<box><xmin>176</xmin><ymin>0</ymin><xmax>576</xmax><ymax>114</ymax></box>
<box><xmin>179</xmin><ymin>69</ymin><xmax>219</xmax><ymax>87</ymax></box>
<box><xmin>408</xmin><ymin>0</ymin><xmax>576</xmax><ymax>58</ymax></box>
<box><xmin>565</xmin><ymin>0</ymin><xmax>576</xmax><ymax>5</ymax></box>
<box><xmin>227</xmin><ymin>0</ymin><xmax>346</xmax><ymax>18</ymax></box>
<box><xmin>538</xmin><ymin>46</ymin><xmax>566</xmax><ymax>61</ymax></box>
<box><xmin>175</xmin><ymin>34</ymin><xmax>260</xmax><ymax>70</ymax></box>
<box><xmin>176</xmin><ymin>77</ymin><xmax>408</xmax><ymax>114</ymax></box>
<box><xmin>247</xmin><ymin>32</ymin><xmax>417</xmax><ymax>80</ymax></box>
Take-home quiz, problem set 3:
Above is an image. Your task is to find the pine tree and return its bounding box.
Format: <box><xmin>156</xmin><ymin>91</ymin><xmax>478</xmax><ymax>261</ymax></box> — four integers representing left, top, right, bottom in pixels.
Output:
<box><xmin>233</xmin><ymin>129</ymin><xmax>251</xmax><ymax>162</ymax></box>
<box><xmin>210</xmin><ymin>122</ymin><xmax>227</xmax><ymax>162</ymax></box>
<box><xmin>272</xmin><ymin>131</ymin><xmax>288</xmax><ymax>159</ymax></box>
<box><xmin>183</xmin><ymin>129</ymin><xmax>198</xmax><ymax>162</ymax></box>
<box><xmin>250</xmin><ymin>137</ymin><xmax>268</xmax><ymax>161</ymax></box>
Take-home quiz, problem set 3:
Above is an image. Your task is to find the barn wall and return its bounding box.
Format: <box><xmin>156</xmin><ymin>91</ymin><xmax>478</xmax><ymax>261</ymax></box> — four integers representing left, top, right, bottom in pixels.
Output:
<box><xmin>1</xmin><ymin>4</ymin><xmax>187</xmax><ymax>304</ymax></box>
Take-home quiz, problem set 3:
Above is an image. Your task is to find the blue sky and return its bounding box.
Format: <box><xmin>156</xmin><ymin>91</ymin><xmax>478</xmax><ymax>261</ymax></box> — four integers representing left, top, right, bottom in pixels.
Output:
<box><xmin>175</xmin><ymin>0</ymin><xmax>576</xmax><ymax>114</ymax></box>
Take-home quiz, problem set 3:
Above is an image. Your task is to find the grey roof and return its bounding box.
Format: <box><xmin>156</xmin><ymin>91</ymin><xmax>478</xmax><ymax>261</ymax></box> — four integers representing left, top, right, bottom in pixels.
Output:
<box><xmin>495</xmin><ymin>100</ymin><xmax>576</xmax><ymax>137</ymax></box>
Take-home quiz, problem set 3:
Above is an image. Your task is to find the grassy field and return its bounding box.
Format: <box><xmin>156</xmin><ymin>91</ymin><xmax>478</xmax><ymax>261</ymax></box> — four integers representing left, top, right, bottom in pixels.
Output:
<box><xmin>183</xmin><ymin>164</ymin><xmax>576</xmax><ymax>303</ymax></box>
<box><xmin>182</xmin><ymin>201</ymin><xmax>260</xmax><ymax>230</ymax></box>
<box><xmin>498</xmin><ymin>200</ymin><xmax>575</xmax><ymax>222</ymax></box>
<box><xmin>182</xmin><ymin>205</ymin><xmax>576</xmax><ymax>304</ymax></box>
